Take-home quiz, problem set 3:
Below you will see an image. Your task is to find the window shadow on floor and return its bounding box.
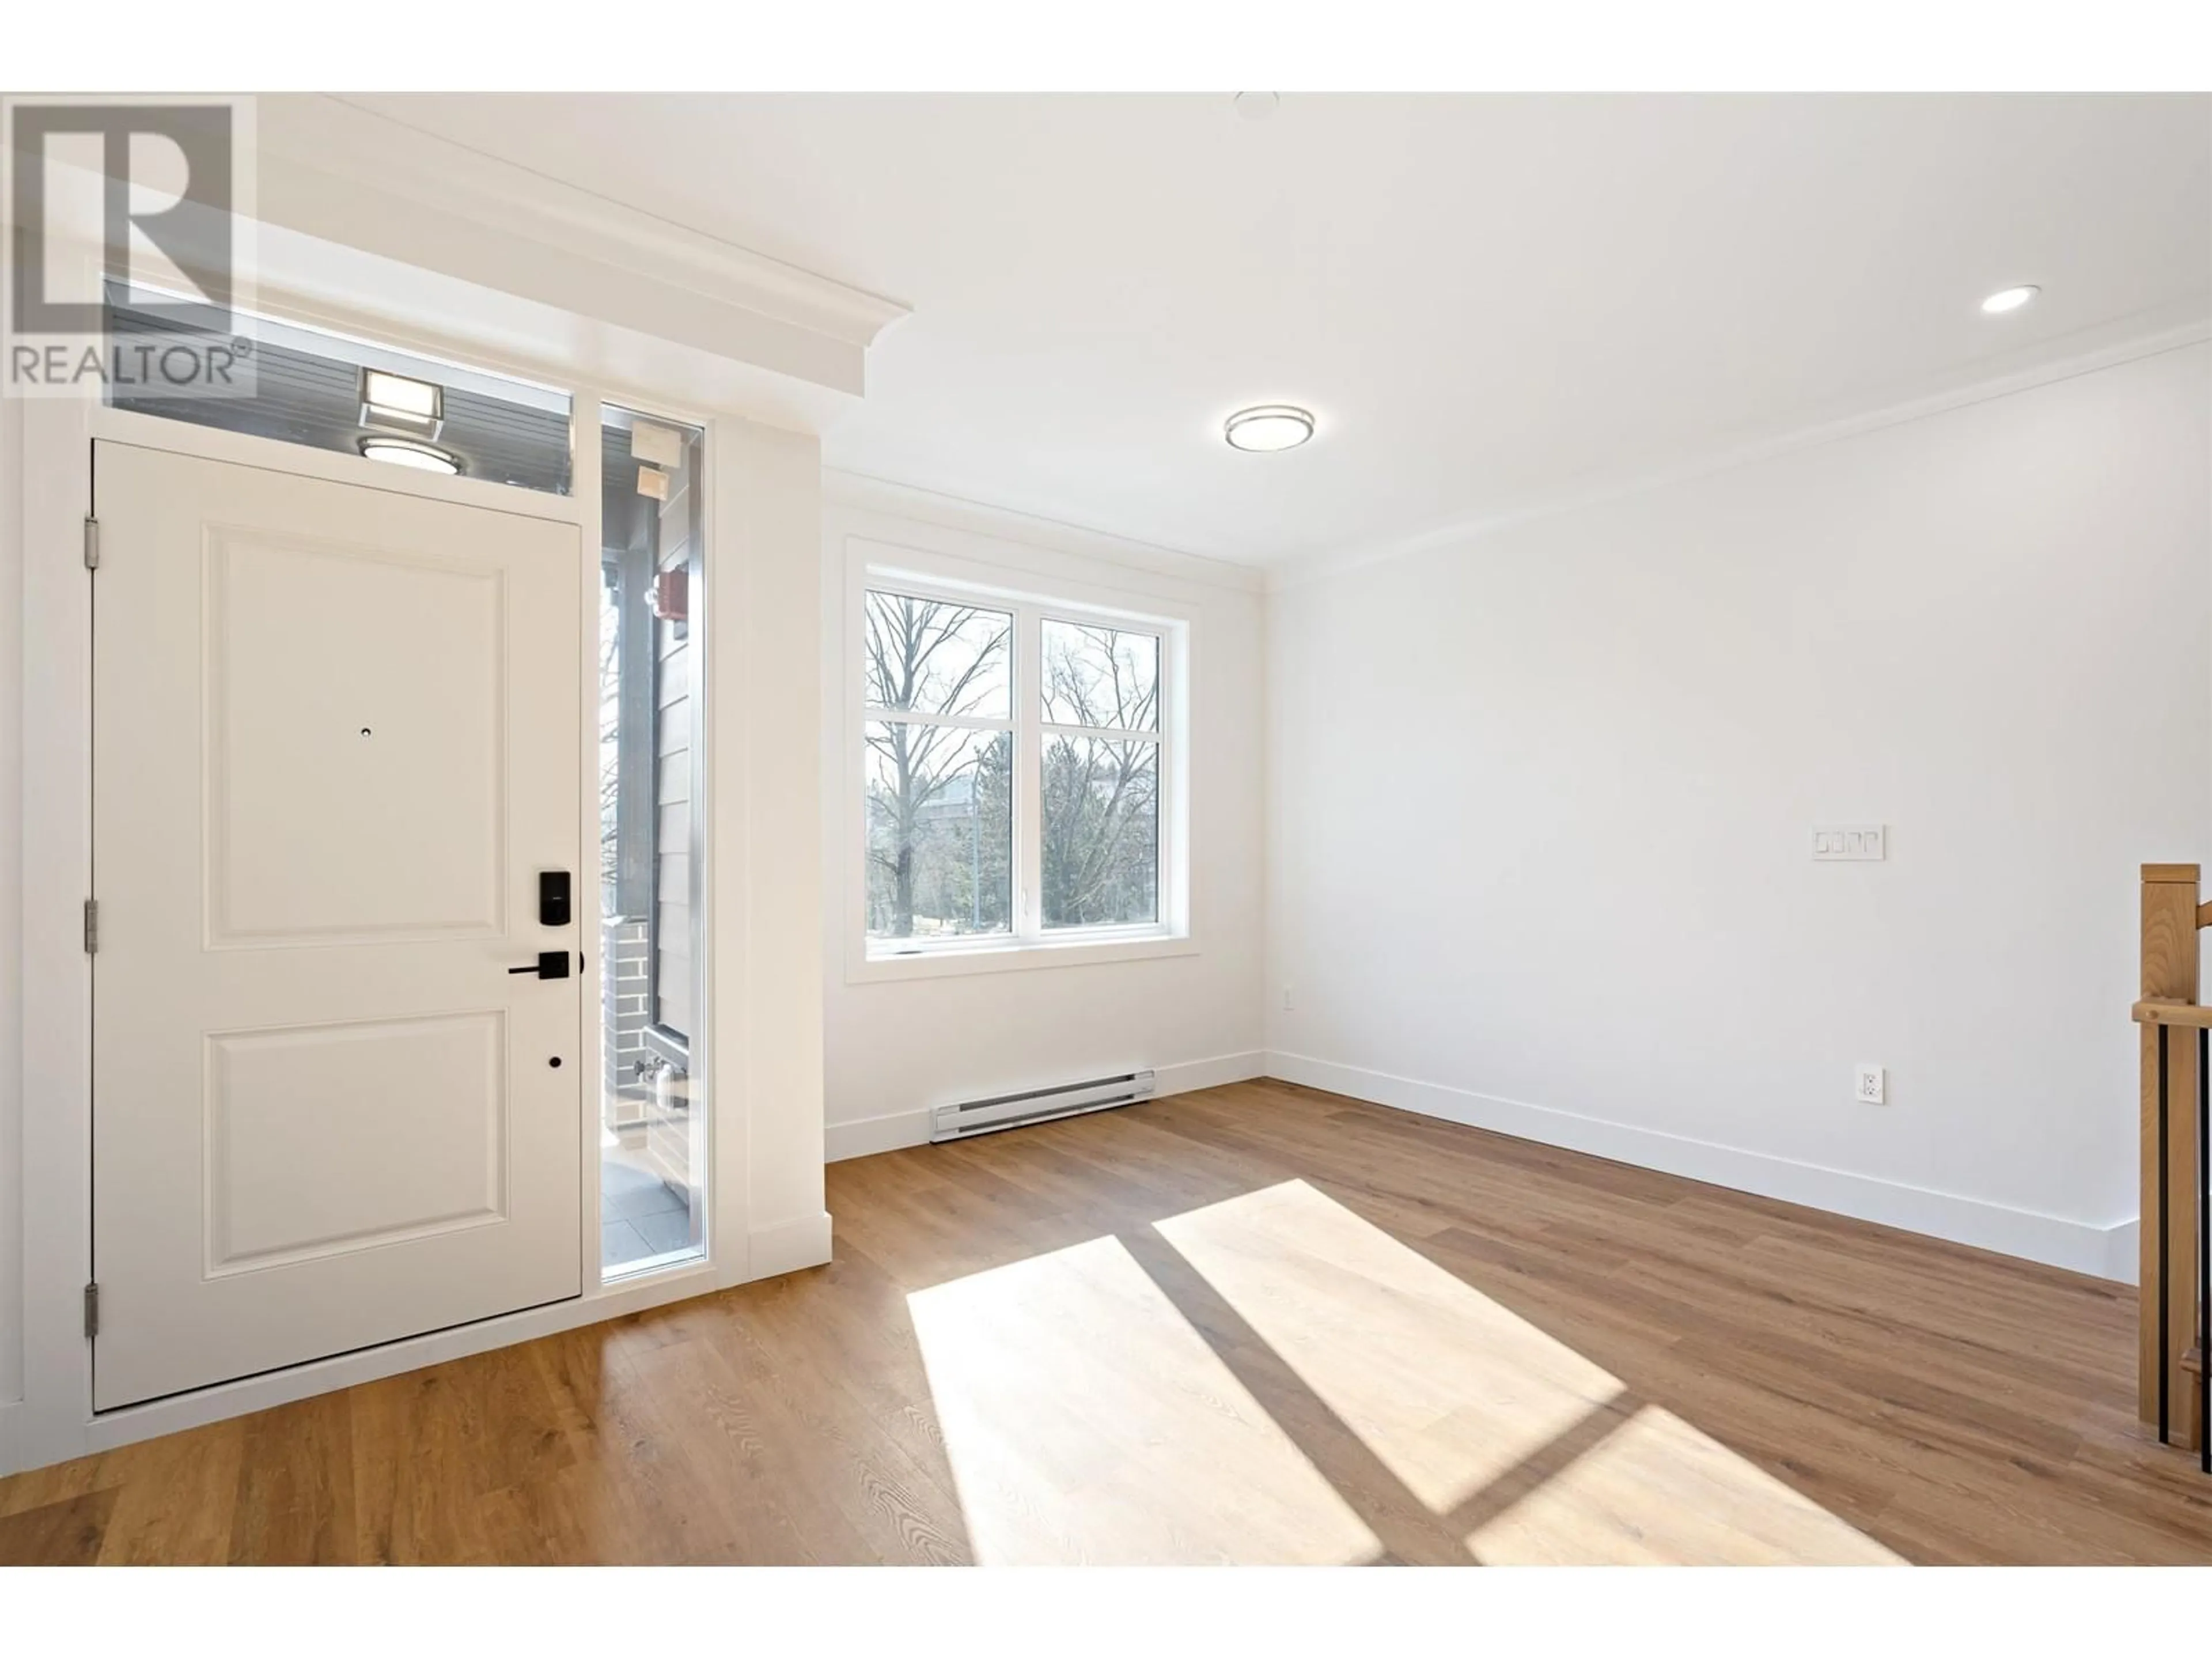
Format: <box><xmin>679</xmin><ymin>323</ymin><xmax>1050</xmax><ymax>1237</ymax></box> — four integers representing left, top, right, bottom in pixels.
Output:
<box><xmin>868</xmin><ymin>1084</ymin><xmax>2191</xmax><ymax>1565</ymax></box>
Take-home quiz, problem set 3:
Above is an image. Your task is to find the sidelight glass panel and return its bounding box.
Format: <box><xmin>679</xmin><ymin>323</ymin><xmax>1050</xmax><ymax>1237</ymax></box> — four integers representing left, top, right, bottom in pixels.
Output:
<box><xmin>598</xmin><ymin>405</ymin><xmax>707</xmax><ymax>1279</ymax></box>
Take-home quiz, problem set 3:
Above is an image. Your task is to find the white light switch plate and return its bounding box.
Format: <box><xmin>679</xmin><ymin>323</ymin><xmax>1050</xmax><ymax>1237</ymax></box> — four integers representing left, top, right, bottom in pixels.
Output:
<box><xmin>1813</xmin><ymin>825</ymin><xmax>1885</xmax><ymax>861</ymax></box>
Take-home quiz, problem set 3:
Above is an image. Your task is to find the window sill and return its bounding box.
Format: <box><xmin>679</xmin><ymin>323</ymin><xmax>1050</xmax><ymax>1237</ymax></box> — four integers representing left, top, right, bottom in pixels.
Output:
<box><xmin>847</xmin><ymin>930</ymin><xmax>1198</xmax><ymax>984</ymax></box>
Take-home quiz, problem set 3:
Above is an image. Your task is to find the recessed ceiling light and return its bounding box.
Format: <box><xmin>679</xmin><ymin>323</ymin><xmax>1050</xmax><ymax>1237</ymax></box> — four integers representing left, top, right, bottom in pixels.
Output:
<box><xmin>1980</xmin><ymin>285</ymin><xmax>2040</xmax><ymax>315</ymax></box>
<box><xmin>1224</xmin><ymin>404</ymin><xmax>1315</xmax><ymax>453</ymax></box>
<box><xmin>359</xmin><ymin>435</ymin><xmax>462</xmax><ymax>475</ymax></box>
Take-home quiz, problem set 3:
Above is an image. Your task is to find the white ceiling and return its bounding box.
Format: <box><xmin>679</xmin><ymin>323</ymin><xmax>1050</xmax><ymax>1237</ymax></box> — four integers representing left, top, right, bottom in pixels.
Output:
<box><xmin>343</xmin><ymin>93</ymin><xmax>2211</xmax><ymax>569</ymax></box>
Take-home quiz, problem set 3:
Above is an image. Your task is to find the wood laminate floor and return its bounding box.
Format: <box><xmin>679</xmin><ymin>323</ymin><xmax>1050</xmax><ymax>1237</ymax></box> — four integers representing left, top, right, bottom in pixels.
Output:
<box><xmin>2</xmin><ymin>1079</ymin><xmax>2207</xmax><ymax>1565</ymax></box>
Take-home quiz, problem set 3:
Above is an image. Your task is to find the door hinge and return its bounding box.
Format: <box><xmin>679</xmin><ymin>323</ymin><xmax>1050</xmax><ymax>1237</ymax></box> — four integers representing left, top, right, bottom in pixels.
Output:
<box><xmin>82</xmin><ymin>516</ymin><xmax>99</xmax><ymax>570</ymax></box>
<box><xmin>83</xmin><ymin>897</ymin><xmax>98</xmax><ymax>955</ymax></box>
<box><xmin>83</xmin><ymin>1282</ymin><xmax>99</xmax><ymax>1339</ymax></box>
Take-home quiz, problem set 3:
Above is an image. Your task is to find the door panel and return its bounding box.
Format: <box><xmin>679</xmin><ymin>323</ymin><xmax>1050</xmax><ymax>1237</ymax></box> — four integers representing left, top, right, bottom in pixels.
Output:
<box><xmin>204</xmin><ymin>1010</ymin><xmax>509</xmax><ymax>1274</ymax></box>
<box><xmin>205</xmin><ymin>527</ymin><xmax>507</xmax><ymax>944</ymax></box>
<box><xmin>92</xmin><ymin>441</ymin><xmax>584</xmax><ymax>1411</ymax></box>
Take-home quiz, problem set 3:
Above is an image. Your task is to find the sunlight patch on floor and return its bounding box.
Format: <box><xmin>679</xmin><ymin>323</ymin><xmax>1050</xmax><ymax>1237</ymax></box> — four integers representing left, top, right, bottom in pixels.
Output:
<box><xmin>1463</xmin><ymin>1400</ymin><xmax>1906</xmax><ymax>1565</ymax></box>
<box><xmin>1156</xmin><ymin>1179</ymin><xmax>1906</xmax><ymax>1566</ymax></box>
<box><xmin>907</xmin><ymin>1233</ymin><xmax>1381</xmax><ymax>1565</ymax></box>
<box><xmin>908</xmin><ymin>1179</ymin><xmax>1908</xmax><ymax>1566</ymax></box>
<box><xmin>1154</xmin><ymin>1178</ymin><xmax>1622</xmax><ymax>1516</ymax></box>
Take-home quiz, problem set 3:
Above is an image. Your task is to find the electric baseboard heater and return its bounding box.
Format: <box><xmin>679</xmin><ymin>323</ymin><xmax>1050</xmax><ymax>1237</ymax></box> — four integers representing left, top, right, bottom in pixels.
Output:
<box><xmin>929</xmin><ymin>1070</ymin><xmax>1157</xmax><ymax>1143</ymax></box>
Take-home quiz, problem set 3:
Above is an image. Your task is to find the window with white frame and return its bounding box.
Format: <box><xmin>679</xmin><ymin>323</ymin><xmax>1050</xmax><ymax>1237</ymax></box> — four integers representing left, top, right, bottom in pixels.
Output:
<box><xmin>861</xmin><ymin>581</ymin><xmax>1174</xmax><ymax>957</ymax></box>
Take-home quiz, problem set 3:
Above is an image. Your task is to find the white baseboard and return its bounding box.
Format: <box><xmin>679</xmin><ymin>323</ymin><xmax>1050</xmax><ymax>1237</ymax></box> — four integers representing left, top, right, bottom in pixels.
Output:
<box><xmin>2104</xmin><ymin>1218</ymin><xmax>2141</xmax><ymax>1286</ymax></box>
<box><xmin>1267</xmin><ymin>1050</ymin><xmax>2137</xmax><ymax>1283</ymax></box>
<box><xmin>826</xmin><ymin>1103</ymin><xmax>937</xmax><ymax>1162</ymax></box>
<box><xmin>749</xmin><ymin>1210</ymin><xmax>834</xmax><ymax>1279</ymax></box>
<box><xmin>824</xmin><ymin>1050</ymin><xmax>1267</xmax><ymax>1163</ymax></box>
<box><xmin>1158</xmin><ymin>1050</ymin><xmax>1270</xmax><ymax>1097</ymax></box>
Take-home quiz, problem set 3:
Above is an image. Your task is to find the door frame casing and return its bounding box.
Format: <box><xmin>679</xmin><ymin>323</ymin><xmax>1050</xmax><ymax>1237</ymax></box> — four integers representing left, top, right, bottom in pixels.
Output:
<box><xmin>4</xmin><ymin>275</ymin><xmax>804</xmax><ymax>1471</ymax></box>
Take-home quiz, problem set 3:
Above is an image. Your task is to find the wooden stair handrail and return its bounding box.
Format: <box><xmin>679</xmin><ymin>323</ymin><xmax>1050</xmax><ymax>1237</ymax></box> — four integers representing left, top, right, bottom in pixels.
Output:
<box><xmin>2134</xmin><ymin>999</ymin><xmax>2212</xmax><ymax>1028</ymax></box>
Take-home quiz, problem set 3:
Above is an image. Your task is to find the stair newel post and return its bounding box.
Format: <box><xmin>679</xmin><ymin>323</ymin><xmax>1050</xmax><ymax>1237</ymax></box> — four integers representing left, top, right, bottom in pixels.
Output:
<box><xmin>2141</xmin><ymin>863</ymin><xmax>2203</xmax><ymax>1449</ymax></box>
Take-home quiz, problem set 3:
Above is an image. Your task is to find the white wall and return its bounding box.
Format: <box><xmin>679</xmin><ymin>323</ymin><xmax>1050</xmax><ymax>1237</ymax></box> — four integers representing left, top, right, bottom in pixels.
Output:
<box><xmin>1</xmin><ymin>380</ymin><xmax>22</xmax><ymax>1426</ymax></box>
<box><xmin>820</xmin><ymin>479</ymin><xmax>1267</xmax><ymax>1158</ymax></box>
<box><xmin>721</xmin><ymin>420</ymin><xmax>832</xmax><ymax>1271</ymax></box>
<box><xmin>1267</xmin><ymin>343</ymin><xmax>2212</xmax><ymax>1279</ymax></box>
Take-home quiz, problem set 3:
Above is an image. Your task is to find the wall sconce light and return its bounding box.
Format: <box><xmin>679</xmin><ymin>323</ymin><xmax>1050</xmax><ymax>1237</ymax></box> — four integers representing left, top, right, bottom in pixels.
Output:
<box><xmin>360</xmin><ymin>368</ymin><xmax>445</xmax><ymax>439</ymax></box>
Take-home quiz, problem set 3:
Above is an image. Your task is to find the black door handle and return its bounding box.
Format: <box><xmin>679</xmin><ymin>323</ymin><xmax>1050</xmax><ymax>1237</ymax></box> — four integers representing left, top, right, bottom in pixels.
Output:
<box><xmin>509</xmin><ymin>950</ymin><xmax>574</xmax><ymax>980</ymax></box>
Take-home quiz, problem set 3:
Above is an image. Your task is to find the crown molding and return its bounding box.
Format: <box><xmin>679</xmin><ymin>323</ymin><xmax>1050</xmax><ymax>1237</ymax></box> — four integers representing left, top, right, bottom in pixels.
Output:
<box><xmin>824</xmin><ymin>468</ymin><xmax>1268</xmax><ymax>596</ymax></box>
<box><xmin>254</xmin><ymin>95</ymin><xmax>910</xmax><ymax>397</ymax></box>
<box><xmin>1270</xmin><ymin>310</ymin><xmax>2212</xmax><ymax>594</ymax></box>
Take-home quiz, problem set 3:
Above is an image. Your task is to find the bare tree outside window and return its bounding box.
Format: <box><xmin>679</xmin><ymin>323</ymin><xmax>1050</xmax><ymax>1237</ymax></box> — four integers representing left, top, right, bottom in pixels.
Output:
<box><xmin>1041</xmin><ymin>620</ymin><xmax>1160</xmax><ymax>928</ymax></box>
<box><xmin>860</xmin><ymin>586</ymin><xmax>1172</xmax><ymax>953</ymax></box>
<box><xmin>863</xmin><ymin>592</ymin><xmax>1013</xmax><ymax>938</ymax></box>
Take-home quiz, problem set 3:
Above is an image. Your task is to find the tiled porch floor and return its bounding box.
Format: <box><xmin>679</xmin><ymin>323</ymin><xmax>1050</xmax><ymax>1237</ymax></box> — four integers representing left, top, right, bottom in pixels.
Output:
<box><xmin>600</xmin><ymin>1149</ymin><xmax>698</xmax><ymax>1271</ymax></box>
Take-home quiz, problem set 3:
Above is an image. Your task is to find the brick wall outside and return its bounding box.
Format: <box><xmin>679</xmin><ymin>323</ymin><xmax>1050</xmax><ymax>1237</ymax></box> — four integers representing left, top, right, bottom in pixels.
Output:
<box><xmin>601</xmin><ymin>916</ymin><xmax>652</xmax><ymax>1129</ymax></box>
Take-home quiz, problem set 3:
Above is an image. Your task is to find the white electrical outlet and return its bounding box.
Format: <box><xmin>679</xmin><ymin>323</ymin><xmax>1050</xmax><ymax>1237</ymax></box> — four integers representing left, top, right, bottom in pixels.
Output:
<box><xmin>1281</xmin><ymin>986</ymin><xmax>1296</xmax><ymax>1011</ymax></box>
<box><xmin>1813</xmin><ymin>825</ymin><xmax>1886</xmax><ymax>862</ymax></box>
<box><xmin>1855</xmin><ymin>1064</ymin><xmax>1886</xmax><ymax>1105</ymax></box>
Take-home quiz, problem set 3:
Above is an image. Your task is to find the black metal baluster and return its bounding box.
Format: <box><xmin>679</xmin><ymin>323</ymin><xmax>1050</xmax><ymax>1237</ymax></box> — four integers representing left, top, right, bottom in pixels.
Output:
<box><xmin>2159</xmin><ymin>1021</ymin><xmax>2169</xmax><ymax>1444</ymax></box>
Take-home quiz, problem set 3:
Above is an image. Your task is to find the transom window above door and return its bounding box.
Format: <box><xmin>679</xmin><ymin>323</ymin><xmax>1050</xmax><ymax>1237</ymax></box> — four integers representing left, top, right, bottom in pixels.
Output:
<box><xmin>855</xmin><ymin>578</ymin><xmax>1191</xmax><ymax>977</ymax></box>
<box><xmin>102</xmin><ymin>282</ymin><xmax>574</xmax><ymax>495</ymax></box>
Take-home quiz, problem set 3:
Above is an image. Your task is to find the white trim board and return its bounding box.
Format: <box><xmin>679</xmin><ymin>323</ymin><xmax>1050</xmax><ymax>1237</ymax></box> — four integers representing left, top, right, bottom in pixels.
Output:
<box><xmin>259</xmin><ymin>94</ymin><xmax>908</xmax><ymax>397</ymax></box>
<box><xmin>313</xmin><ymin>98</ymin><xmax>908</xmax><ymax>346</ymax></box>
<box><xmin>825</xmin><ymin>1050</ymin><xmax>1266</xmax><ymax>1163</ymax></box>
<box><xmin>823</xmin><ymin>320</ymin><xmax>2206</xmax><ymax>597</ymax></box>
<box><xmin>749</xmin><ymin>1213</ymin><xmax>835</xmax><ymax>1281</ymax></box>
<box><xmin>1264</xmin><ymin>1051</ymin><xmax>2138</xmax><ymax>1284</ymax></box>
<box><xmin>824</xmin><ymin>469</ymin><xmax>1267</xmax><ymax>597</ymax></box>
<box><xmin>1270</xmin><ymin>318</ymin><xmax>2212</xmax><ymax>593</ymax></box>
<box><xmin>2104</xmin><ymin>1219</ymin><xmax>2142</xmax><ymax>1288</ymax></box>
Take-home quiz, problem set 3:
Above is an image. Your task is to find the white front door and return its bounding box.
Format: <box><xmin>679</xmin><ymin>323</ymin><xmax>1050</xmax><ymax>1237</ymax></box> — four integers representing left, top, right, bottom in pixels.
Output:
<box><xmin>90</xmin><ymin>440</ymin><xmax>584</xmax><ymax>1411</ymax></box>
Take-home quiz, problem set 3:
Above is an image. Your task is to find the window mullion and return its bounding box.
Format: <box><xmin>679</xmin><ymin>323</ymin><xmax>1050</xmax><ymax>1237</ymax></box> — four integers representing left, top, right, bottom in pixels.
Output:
<box><xmin>1014</xmin><ymin>603</ymin><xmax>1044</xmax><ymax>942</ymax></box>
<box><xmin>865</xmin><ymin>707</ymin><xmax>1014</xmax><ymax>734</ymax></box>
<box><xmin>1041</xmin><ymin>722</ymin><xmax>1160</xmax><ymax>744</ymax></box>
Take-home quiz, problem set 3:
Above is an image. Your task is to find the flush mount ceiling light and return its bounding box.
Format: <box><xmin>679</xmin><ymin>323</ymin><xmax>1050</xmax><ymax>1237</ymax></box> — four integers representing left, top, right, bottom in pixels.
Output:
<box><xmin>1980</xmin><ymin>285</ymin><xmax>2040</xmax><ymax>315</ymax></box>
<box><xmin>359</xmin><ymin>435</ymin><xmax>462</xmax><ymax>475</ymax></box>
<box><xmin>1224</xmin><ymin>404</ymin><xmax>1315</xmax><ymax>453</ymax></box>
<box><xmin>359</xmin><ymin>366</ymin><xmax>445</xmax><ymax>438</ymax></box>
